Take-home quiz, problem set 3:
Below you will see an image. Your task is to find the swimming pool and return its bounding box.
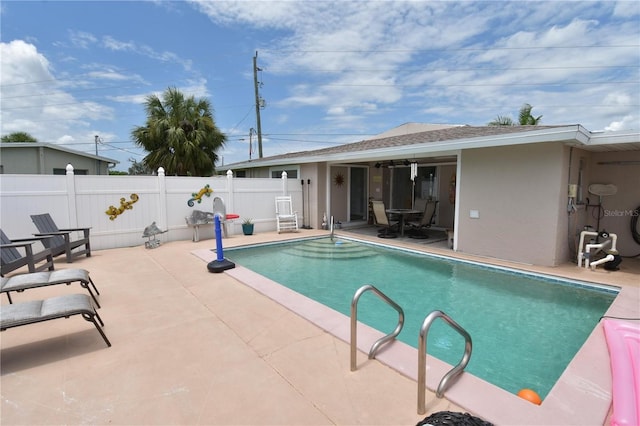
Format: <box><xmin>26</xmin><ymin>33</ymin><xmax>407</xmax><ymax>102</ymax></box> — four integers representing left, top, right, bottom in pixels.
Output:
<box><xmin>224</xmin><ymin>236</ymin><xmax>618</xmax><ymax>399</ymax></box>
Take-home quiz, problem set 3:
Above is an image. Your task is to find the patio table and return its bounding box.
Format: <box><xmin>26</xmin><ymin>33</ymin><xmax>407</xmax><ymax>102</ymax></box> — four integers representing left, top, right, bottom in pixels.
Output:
<box><xmin>386</xmin><ymin>208</ymin><xmax>421</xmax><ymax>237</ymax></box>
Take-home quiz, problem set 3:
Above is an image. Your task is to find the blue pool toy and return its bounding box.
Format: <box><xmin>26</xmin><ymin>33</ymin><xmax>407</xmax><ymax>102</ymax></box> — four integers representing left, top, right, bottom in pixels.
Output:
<box><xmin>207</xmin><ymin>215</ymin><xmax>235</xmax><ymax>273</ymax></box>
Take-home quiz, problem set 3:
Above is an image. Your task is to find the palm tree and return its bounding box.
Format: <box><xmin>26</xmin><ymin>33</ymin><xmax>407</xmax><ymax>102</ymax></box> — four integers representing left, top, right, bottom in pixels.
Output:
<box><xmin>487</xmin><ymin>115</ymin><xmax>514</xmax><ymax>126</ymax></box>
<box><xmin>518</xmin><ymin>103</ymin><xmax>542</xmax><ymax>125</ymax></box>
<box><xmin>488</xmin><ymin>103</ymin><xmax>542</xmax><ymax>126</ymax></box>
<box><xmin>131</xmin><ymin>87</ymin><xmax>226</xmax><ymax>176</ymax></box>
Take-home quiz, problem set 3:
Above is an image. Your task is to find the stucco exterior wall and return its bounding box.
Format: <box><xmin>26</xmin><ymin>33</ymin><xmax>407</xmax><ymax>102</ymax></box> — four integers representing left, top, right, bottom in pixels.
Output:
<box><xmin>42</xmin><ymin>149</ymin><xmax>102</xmax><ymax>174</ymax></box>
<box><xmin>0</xmin><ymin>145</ymin><xmax>110</xmax><ymax>174</ymax></box>
<box><xmin>0</xmin><ymin>147</ymin><xmax>40</xmax><ymax>173</ymax></box>
<box><xmin>457</xmin><ymin>143</ymin><xmax>566</xmax><ymax>266</ymax></box>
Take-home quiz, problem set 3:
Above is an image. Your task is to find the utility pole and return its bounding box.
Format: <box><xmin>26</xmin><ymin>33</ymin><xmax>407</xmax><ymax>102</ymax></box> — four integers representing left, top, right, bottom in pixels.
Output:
<box><xmin>249</xmin><ymin>128</ymin><xmax>255</xmax><ymax>160</ymax></box>
<box><xmin>94</xmin><ymin>135</ymin><xmax>100</xmax><ymax>175</ymax></box>
<box><xmin>253</xmin><ymin>51</ymin><xmax>263</xmax><ymax>158</ymax></box>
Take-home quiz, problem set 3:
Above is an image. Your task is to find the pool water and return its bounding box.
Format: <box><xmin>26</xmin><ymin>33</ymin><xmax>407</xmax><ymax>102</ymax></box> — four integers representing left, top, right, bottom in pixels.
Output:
<box><xmin>224</xmin><ymin>237</ymin><xmax>617</xmax><ymax>398</ymax></box>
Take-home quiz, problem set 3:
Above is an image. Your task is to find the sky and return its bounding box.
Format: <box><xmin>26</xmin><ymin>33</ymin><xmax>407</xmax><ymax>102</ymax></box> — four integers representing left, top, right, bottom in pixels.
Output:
<box><xmin>1</xmin><ymin>1</ymin><xmax>639</xmax><ymax>172</ymax></box>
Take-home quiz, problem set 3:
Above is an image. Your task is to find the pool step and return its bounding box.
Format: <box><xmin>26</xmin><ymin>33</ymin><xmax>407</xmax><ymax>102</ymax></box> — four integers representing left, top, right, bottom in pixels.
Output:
<box><xmin>284</xmin><ymin>239</ymin><xmax>375</xmax><ymax>260</ymax></box>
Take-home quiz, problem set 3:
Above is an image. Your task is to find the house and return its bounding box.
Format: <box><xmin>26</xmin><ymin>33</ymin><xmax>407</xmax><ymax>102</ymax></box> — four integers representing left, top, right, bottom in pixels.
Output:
<box><xmin>225</xmin><ymin>123</ymin><xmax>640</xmax><ymax>267</ymax></box>
<box><xmin>0</xmin><ymin>142</ymin><xmax>118</xmax><ymax>175</ymax></box>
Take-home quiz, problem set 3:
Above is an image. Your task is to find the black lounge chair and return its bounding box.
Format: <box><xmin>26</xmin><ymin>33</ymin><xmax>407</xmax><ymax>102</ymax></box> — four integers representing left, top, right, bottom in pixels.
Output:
<box><xmin>1</xmin><ymin>268</ymin><xmax>100</xmax><ymax>307</ymax></box>
<box><xmin>0</xmin><ymin>293</ymin><xmax>111</xmax><ymax>347</ymax></box>
<box><xmin>30</xmin><ymin>214</ymin><xmax>91</xmax><ymax>263</ymax></box>
<box><xmin>1</xmin><ymin>229</ymin><xmax>54</xmax><ymax>276</ymax></box>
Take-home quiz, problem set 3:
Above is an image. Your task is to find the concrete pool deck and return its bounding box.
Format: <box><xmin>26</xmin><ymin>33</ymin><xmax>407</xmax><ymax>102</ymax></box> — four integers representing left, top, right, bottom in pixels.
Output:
<box><xmin>1</xmin><ymin>228</ymin><xmax>639</xmax><ymax>425</ymax></box>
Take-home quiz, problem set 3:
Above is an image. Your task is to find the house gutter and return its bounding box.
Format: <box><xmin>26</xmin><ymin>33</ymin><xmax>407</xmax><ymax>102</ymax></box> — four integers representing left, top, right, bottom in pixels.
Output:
<box><xmin>585</xmin><ymin>129</ymin><xmax>640</xmax><ymax>146</ymax></box>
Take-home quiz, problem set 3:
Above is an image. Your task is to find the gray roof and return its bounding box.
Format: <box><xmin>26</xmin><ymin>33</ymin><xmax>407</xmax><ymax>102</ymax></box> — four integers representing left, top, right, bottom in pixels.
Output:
<box><xmin>226</xmin><ymin>125</ymin><xmax>573</xmax><ymax>168</ymax></box>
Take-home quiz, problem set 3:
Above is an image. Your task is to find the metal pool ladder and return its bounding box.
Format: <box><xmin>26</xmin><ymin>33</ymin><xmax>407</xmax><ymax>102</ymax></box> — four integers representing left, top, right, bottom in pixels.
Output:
<box><xmin>349</xmin><ymin>285</ymin><xmax>472</xmax><ymax>415</ymax></box>
<box><xmin>350</xmin><ymin>284</ymin><xmax>404</xmax><ymax>371</ymax></box>
<box><xmin>417</xmin><ymin>310</ymin><xmax>472</xmax><ymax>414</ymax></box>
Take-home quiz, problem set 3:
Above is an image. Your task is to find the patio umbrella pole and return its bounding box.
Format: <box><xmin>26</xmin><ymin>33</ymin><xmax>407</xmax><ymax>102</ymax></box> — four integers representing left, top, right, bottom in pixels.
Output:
<box><xmin>412</xmin><ymin>180</ymin><xmax>416</xmax><ymax>210</ymax></box>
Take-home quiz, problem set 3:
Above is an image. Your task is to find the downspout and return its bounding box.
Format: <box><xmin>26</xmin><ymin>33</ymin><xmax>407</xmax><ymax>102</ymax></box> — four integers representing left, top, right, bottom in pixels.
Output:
<box><xmin>452</xmin><ymin>150</ymin><xmax>461</xmax><ymax>251</ymax></box>
<box><xmin>325</xmin><ymin>163</ymin><xmax>332</xmax><ymax>231</ymax></box>
<box><xmin>567</xmin><ymin>147</ymin><xmax>575</xmax><ymax>260</ymax></box>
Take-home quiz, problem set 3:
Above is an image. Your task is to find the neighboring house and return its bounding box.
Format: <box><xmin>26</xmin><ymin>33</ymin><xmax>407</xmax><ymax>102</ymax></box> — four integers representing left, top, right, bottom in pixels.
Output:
<box><xmin>0</xmin><ymin>142</ymin><xmax>118</xmax><ymax>175</ymax></box>
<box><xmin>225</xmin><ymin>123</ymin><xmax>640</xmax><ymax>267</ymax></box>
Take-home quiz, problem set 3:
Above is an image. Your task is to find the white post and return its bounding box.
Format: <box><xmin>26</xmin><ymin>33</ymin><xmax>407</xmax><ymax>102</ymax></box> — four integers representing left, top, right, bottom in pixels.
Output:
<box><xmin>157</xmin><ymin>167</ymin><xmax>167</xmax><ymax>238</ymax></box>
<box><xmin>281</xmin><ymin>170</ymin><xmax>288</xmax><ymax>195</ymax></box>
<box><xmin>226</xmin><ymin>169</ymin><xmax>235</xmax><ymax>236</ymax></box>
<box><xmin>65</xmin><ymin>163</ymin><xmax>78</xmax><ymax>227</ymax></box>
<box><xmin>226</xmin><ymin>169</ymin><xmax>234</xmax><ymax>212</ymax></box>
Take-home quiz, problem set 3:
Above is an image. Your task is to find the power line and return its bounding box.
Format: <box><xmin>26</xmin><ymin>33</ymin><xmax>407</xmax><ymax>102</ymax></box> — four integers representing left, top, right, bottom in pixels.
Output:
<box><xmin>260</xmin><ymin>44</ymin><xmax>639</xmax><ymax>54</ymax></box>
<box><xmin>265</xmin><ymin>65</ymin><xmax>640</xmax><ymax>73</ymax></box>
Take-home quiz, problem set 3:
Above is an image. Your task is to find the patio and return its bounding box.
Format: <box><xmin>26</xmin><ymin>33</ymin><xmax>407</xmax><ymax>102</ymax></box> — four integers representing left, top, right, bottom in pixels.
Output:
<box><xmin>1</xmin><ymin>228</ymin><xmax>639</xmax><ymax>425</ymax></box>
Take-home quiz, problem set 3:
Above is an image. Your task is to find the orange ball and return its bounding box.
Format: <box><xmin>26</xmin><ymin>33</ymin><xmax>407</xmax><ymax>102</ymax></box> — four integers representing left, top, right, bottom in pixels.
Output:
<box><xmin>517</xmin><ymin>388</ymin><xmax>542</xmax><ymax>405</ymax></box>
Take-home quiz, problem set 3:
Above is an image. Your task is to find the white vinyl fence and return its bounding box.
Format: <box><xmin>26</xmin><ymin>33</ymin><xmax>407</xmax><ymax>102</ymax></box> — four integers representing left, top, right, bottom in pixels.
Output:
<box><xmin>0</xmin><ymin>166</ymin><xmax>302</xmax><ymax>251</ymax></box>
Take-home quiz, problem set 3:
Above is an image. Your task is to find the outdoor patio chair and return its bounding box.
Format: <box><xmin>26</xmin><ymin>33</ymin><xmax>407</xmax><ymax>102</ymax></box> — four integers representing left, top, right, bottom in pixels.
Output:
<box><xmin>407</xmin><ymin>200</ymin><xmax>438</xmax><ymax>239</ymax></box>
<box><xmin>1</xmin><ymin>229</ymin><xmax>54</xmax><ymax>276</ymax></box>
<box><xmin>1</xmin><ymin>268</ymin><xmax>101</xmax><ymax>307</ymax></box>
<box><xmin>370</xmin><ymin>200</ymin><xmax>398</xmax><ymax>238</ymax></box>
<box><xmin>30</xmin><ymin>214</ymin><xmax>91</xmax><ymax>263</ymax></box>
<box><xmin>0</xmin><ymin>293</ymin><xmax>111</xmax><ymax>347</ymax></box>
<box><xmin>275</xmin><ymin>196</ymin><xmax>299</xmax><ymax>233</ymax></box>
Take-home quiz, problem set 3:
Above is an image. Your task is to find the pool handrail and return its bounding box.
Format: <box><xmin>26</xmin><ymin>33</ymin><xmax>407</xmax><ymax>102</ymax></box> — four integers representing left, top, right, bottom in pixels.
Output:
<box><xmin>350</xmin><ymin>284</ymin><xmax>405</xmax><ymax>371</ymax></box>
<box><xmin>418</xmin><ymin>310</ymin><xmax>473</xmax><ymax>414</ymax></box>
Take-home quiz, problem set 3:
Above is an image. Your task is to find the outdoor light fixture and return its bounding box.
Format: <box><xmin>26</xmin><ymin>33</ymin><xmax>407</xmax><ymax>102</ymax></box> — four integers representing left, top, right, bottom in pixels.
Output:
<box><xmin>375</xmin><ymin>159</ymin><xmax>413</xmax><ymax>168</ymax></box>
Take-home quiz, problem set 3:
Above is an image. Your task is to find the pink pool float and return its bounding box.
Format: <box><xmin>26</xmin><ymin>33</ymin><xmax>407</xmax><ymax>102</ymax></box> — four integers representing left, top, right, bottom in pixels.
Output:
<box><xmin>603</xmin><ymin>319</ymin><xmax>640</xmax><ymax>426</ymax></box>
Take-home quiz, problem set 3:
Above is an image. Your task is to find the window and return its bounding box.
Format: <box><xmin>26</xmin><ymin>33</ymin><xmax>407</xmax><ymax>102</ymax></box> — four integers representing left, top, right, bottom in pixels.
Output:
<box><xmin>270</xmin><ymin>167</ymin><xmax>298</xmax><ymax>179</ymax></box>
<box><xmin>53</xmin><ymin>168</ymin><xmax>88</xmax><ymax>175</ymax></box>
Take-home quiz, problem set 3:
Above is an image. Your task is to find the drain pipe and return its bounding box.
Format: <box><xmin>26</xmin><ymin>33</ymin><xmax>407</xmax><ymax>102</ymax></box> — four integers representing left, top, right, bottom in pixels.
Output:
<box><xmin>578</xmin><ymin>230</ymin><xmax>618</xmax><ymax>269</ymax></box>
<box><xmin>588</xmin><ymin>253</ymin><xmax>615</xmax><ymax>269</ymax></box>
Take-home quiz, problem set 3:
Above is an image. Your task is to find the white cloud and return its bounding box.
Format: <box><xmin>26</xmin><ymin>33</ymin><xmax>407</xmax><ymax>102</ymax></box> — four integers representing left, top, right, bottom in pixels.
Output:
<box><xmin>2</xmin><ymin>1</ymin><xmax>637</xmax><ymax>168</ymax></box>
<box><xmin>0</xmin><ymin>40</ymin><xmax>113</xmax><ymax>144</ymax></box>
<box><xmin>102</xmin><ymin>35</ymin><xmax>192</xmax><ymax>71</ymax></box>
<box><xmin>193</xmin><ymin>1</ymin><xmax>638</xmax><ymax>133</ymax></box>
<box><xmin>68</xmin><ymin>30</ymin><xmax>97</xmax><ymax>49</ymax></box>
<box><xmin>604</xmin><ymin>114</ymin><xmax>639</xmax><ymax>131</ymax></box>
